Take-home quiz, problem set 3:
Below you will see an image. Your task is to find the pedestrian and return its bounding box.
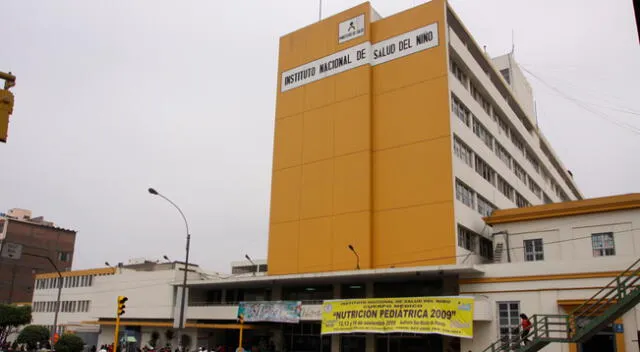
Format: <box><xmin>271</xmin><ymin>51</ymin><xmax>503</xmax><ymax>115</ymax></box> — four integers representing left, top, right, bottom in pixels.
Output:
<box><xmin>520</xmin><ymin>313</ymin><xmax>532</xmax><ymax>345</ymax></box>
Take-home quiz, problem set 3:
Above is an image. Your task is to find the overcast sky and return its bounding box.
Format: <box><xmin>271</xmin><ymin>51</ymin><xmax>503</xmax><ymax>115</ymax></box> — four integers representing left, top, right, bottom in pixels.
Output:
<box><xmin>1</xmin><ymin>0</ymin><xmax>638</xmax><ymax>273</ymax></box>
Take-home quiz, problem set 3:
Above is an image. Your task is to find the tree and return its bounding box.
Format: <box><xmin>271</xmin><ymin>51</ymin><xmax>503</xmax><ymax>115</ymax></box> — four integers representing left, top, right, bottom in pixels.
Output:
<box><xmin>164</xmin><ymin>330</ymin><xmax>174</xmax><ymax>347</ymax></box>
<box><xmin>17</xmin><ymin>325</ymin><xmax>49</xmax><ymax>350</ymax></box>
<box><xmin>54</xmin><ymin>334</ymin><xmax>84</xmax><ymax>352</ymax></box>
<box><xmin>0</xmin><ymin>304</ymin><xmax>32</xmax><ymax>346</ymax></box>
<box><xmin>149</xmin><ymin>331</ymin><xmax>160</xmax><ymax>348</ymax></box>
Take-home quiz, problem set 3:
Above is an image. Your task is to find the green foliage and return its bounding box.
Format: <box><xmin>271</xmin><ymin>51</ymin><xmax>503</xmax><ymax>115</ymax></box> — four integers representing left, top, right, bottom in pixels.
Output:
<box><xmin>149</xmin><ymin>331</ymin><xmax>160</xmax><ymax>347</ymax></box>
<box><xmin>54</xmin><ymin>334</ymin><xmax>84</xmax><ymax>352</ymax></box>
<box><xmin>0</xmin><ymin>304</ymin><xmax>32</xmax><ymax>346</ymax></box>
<box><xmin>17</xmin><ymin>325</ymin><xmax>50</xmax><ymax>350</ymax></box>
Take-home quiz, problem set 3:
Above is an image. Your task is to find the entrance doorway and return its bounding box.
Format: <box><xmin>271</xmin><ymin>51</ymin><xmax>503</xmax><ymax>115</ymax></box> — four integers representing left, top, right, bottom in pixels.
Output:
<box><xmin>579</xmin><ymin>325</ymin><xmax>616</xmax><ymax>352</ymax></box>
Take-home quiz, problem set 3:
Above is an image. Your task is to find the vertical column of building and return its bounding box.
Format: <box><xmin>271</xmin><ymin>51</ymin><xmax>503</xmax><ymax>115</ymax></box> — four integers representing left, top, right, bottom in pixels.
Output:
<box><xmin>268</xmin><ymin>3</ymin><xmax>375</xmax><ymax>275</ymax></box>
<box><xmin>370</xmin><ymin>0</ymin><xmax>456</xmax><ymax>268</ymax></box>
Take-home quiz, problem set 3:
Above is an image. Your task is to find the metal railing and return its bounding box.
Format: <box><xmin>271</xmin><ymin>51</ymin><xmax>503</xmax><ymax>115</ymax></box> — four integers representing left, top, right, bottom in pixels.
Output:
<box><xmin>568</xmin><ymin>257</ymin><xmax>640</xmax><ymax>340</ymax></box>
<box><xmin>483</xmin><ymin>257</ymin><xmax>640</xmax><ymax>352</ymax></box>
<box><xmin>482</xmin><ymin>314</ymin><xmax>570</xmax><ymax>352</ymax></box>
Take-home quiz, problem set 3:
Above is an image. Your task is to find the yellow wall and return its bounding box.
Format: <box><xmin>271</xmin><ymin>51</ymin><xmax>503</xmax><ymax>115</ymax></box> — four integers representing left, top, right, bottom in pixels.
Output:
<box><xmin>370</xmin><ymin>0</ymin><xmax>454</xmax><ymax>269</ymax></box>
<box><xmin>268</xmin><ymin>0</ymin><xmax>454</xmax><ymax>275</ymax></box>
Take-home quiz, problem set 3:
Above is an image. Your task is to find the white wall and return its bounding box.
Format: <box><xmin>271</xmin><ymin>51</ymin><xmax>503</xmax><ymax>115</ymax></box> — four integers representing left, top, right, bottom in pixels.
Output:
<box><xmin>491</xmin><ymin>53</ymin><xmax>536</xmax><ymax>125</ymax></box>
<box><xmin>31</xmin><ymin>269</ymin><xmax>188</xmax><ymax>328</ymax></box>
<box><xmin>461</xmin><ymin>261</ymin><xmax>640</xmax><ymax>352</ymax></box>
<box><xmin>492</xmin><ymin>208</ymin><xmax>640</xmax><ymax>263</ymax></box>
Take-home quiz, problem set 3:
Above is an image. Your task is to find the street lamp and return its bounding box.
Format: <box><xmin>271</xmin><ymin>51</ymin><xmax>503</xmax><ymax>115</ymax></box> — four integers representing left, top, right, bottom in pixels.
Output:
<box><xmin>148</xmin><ymin>187</ymin><xmax>191</xmax><ymax>346</ymax></box>
<box><xmin>348</xmin><ymin>244</ymin><xmax>360</xmax><ymax>270</ymax></box>
<box><xmin>23</xmin><ymin>253</ymin><xmax>63</xmax><ymax>344</ymax></box>
<box><xmin>244</xmin><ymin>254</ymin><xmax>258</xmax><ymax>275</ymax></box>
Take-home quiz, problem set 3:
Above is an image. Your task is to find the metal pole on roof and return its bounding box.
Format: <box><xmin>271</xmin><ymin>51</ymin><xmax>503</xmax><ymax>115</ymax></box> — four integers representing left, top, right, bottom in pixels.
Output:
<box><xmin>319</xmin><ymin>0</ymin><xmax>322</xmax><ymax>21</ymax></box>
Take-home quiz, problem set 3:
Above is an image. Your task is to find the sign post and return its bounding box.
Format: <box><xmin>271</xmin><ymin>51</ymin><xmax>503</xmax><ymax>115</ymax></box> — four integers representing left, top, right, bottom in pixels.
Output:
<box><xmin>237</xmin><ymin>315</ymin><xmax>244</xmax><ymax>352</ymax></box>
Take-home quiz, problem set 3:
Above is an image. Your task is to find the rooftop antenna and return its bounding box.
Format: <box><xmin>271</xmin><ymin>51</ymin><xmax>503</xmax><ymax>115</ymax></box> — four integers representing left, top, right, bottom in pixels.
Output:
<box><xmin>511</xmin><ymin>29</ymin><xmax>515</xmax><ymax>55</ymax></box>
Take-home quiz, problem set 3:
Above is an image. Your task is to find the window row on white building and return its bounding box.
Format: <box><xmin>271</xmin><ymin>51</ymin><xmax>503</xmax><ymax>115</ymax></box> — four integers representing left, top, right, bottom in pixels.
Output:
<box><xmin>450</xmin><ymin>59</ymin><xmax>573</xmax><ymax>202</ymax></box>
<box><xmin>32</xmin><ymin>300</ymin><xmax>91</xmax><ymax>313</ymax></box>
<box><xmin>35</xmin><ymin>275</ymin><xmax>98</xmax><ymax>290</ymax></box>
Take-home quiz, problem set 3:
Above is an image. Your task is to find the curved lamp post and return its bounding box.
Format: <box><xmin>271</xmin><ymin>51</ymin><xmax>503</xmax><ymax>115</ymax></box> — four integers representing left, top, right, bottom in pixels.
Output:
<box><xmin>148</xmin><ymin>187</ymin><xmax>191</xmax><ymax>346</ymax></box>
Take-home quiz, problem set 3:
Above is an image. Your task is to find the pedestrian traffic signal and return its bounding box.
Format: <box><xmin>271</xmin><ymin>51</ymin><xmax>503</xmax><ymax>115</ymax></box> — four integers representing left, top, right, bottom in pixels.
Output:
<box><xmin>117</xmin><ymin>296</ymin><xmax>128</xmax><ymax>316</ymax></box>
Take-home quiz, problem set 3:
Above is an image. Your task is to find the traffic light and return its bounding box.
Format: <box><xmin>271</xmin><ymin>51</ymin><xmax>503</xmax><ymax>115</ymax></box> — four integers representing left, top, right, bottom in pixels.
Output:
<box><xmin>0</xmin><ymin>88</ymin><xmax>14</xmax><ymax>143</ymax></box>
<box><xmin>117</xmin><ymin>296</ymin><xmax>128</xmax><ymax>316</ymax></box>
<box><xmin>0</xmin><ymin>71</ymin><xmax>15</xmax><ymax>144</ymax></box>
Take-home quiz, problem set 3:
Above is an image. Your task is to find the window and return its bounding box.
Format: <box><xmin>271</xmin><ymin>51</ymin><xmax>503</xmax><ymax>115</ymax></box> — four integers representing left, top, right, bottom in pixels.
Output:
<box><xmin>526</xmin><ymin>152</ymin><xmax>540</xmax><ymax>174</ymax></box>
<box><xmin>495</xmin><ymin>113</ymin><xmax>511</xmax><ymax>138</ymax></box>
<box><xmin>498</xmin><ymin>302</ymin><xmax>521</xmax><ymax>341</ymax></box>
<box><xmin>480</xmin><ymin>237</ymin><xmax>493</xmax><ymax>260</ymax></box>
<box><xmin>473</xmin><ymin>118</ymin><xmax>494</xmax><ymax>150</ymax></box>
<box><xmin>452</xmin><ymin>95</ymin><xmax>470</xmax><ymax>126</ymax></box>
<box><xmin>455</xmin><ymin>179</ymin><xmax>475</xmax><ymax>209</ymax></box>
<box><xmin>515</xmin><ymin>192</ymin><xmax>531</xmax><ymax>208</ymax></box>
<box><xmin>524</xmin><ymin>239</ymin><xmax>544</xmax><ymax>261</ymax></box>
<box><xmin>510</xmin><ymin>133</ymin><xmax>525</xmax><ymax>155</ymax></box>
<box><xmin>495</xmin><ymin>142</ymin><xmax>512</xmax><ymax>169</ymax></box>
<box><xmin>477</xmin><ymin>195</ymin><xmax>496</xmax><ymax>217</ymax></box>
<box><xmin>592</xmin><ymin>233</ymin><xmax>615</xmax><ymax>257</ymax></box>
<box><xmin>500</xmin><ymin>69</ymin><xmax>511</xmax><ymax>84</ymax></box>
<box><xmin>528</xmin><ymin>177</ymin><xmax>542</xmax><ymax>199</ymax></box>
<box><xmin>513</xmin><ymin>162</ymin><xmax>528</xmax><ymax>184</ymax></box>
<box><xmin>450</xmin><ymin>60</ymin><xmax>468</xmax><ymax>88</ymax></box>
<box><xmin>470</xmin><ymin>83</ymin><xmax>491</xmax><ymax>115</ymax></box>
<box><xmin>497</xmin><ymin>176</ymin><xmax>514</xmax><ymax>201</ymax></box>
<box><xmin>543</xmin><ymin>193</ymin><xmax>553</xmax><ymax>205</ymax></box>
<box><xmin>57</xmin><ymin>251</ymin><xmax>71</xmax><ymax>262</ymax></box>
<box><xmin>542</xmin><ymin>168</ymin><xmax>552</xmax><ymax>186</ymax></box>
<box><xmin>475</xmin><ymin>156</ymin><xmax>496</xmax><ymax>186</ymax></box>
<box><xmin>458</xmin><ymin>225</ymin><xmax>477</xmax><ymax>252</ymax></box>
<box><xmin>453</xmin><ymin>137</ymin><xmax>473</xmax><ymax>167</ymax></box>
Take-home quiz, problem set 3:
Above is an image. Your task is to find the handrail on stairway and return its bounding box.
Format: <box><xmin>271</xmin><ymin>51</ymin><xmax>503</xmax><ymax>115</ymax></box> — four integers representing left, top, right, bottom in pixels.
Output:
<box><xmin>570</xmin><ymin>257</ymin><xmax>640</xmax><ymax>319</ymax></box>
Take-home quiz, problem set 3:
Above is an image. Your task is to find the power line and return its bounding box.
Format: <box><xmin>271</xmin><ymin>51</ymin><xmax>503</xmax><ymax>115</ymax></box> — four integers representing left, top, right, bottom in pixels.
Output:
<box><xmin>520</xmin><ymin>66</ymin><xmax>640</xmax><ymax>135</ymax></box>
<box><xmin>377</xmin><ymin>227</ymin><xmax>638</xmax><ymax>268</ymax></box>
<box><xmin>295</xmin><ymin>227</ymin><xmax>639</xmax><ymax>270</ymax></box>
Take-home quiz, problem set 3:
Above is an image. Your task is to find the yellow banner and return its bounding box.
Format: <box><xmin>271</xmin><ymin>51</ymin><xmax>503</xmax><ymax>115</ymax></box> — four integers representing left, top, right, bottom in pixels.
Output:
<box><xmin>321</xmin><ymin>296</ymin><xmax>474</xmax><ymax>338</ymax></box>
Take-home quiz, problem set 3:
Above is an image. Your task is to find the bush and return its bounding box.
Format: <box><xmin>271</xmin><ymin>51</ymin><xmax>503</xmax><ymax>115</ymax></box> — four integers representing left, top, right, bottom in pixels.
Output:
<box><xmin>17</xmin><ymin>325</ymin><xmax>50</xmax><ymax>350</ymax></box>
<box><xmin>54</xmin><ymin>334</ymin><xmax>84</xmax><ymax>352</ymax></box>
